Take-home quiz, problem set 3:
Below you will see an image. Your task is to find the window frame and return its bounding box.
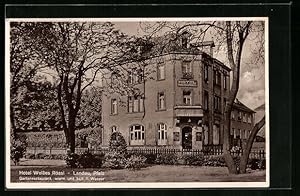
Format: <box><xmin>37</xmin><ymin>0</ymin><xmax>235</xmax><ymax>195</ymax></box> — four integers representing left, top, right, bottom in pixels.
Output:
<box><xmin>213</xmin><ymin>95</ymin><xmax>221</xmax><ymax>112</ymax></box>
<box><xmin>183</xmin><ymin>90</ymin><xmax>193</xmax><ymax>105</ymax></box>
<box><xmin>128</xmin><ymin>95</ymin><xmax>144</xmax><ymax>113</ymax></box>
<box><xmin>111</xmin><ymin>98</ymin><xmax>118</xmax><ymax>115</ymax></box>
<box><xmin>223</xmin><ymin>74</ymin><xmax>227</xmax><ymax>89</ymax></box>
<box><xmin>158</xmin><ymin>91</ymin><xmax>166</xmax><ymax>111</ymax></box>
<box><xmin>157</xmin><ymin>123</ymin><xmax>168</xmax><ymax>145</ymax></box>
<box><xmin>157</xmin><ymin>63</ymin><xmax>166</xmax><ymax>81</ymax></box>
<box><xmin>204</xmin><ymin>64</ymin><xmax>209</xmax><ymax>82</ymax></box>
<box><xmin>204</xmin><ymin>90</ymin><xmax>209</xmax><ymax>111</ymax></box>
<box><xmin>129</xmin><ymin>124</ymin><xmax>145</xmax><ymax>145</ymax></box>
<box><xmin>182</xmin><ymin>61</ymin><xmax>192</xmax><ymax>74</ymax></box>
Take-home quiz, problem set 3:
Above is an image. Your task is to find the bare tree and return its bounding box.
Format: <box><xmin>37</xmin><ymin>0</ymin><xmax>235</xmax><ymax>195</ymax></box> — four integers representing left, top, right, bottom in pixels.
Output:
<box><xmin>140</xmin><ymin>21</ymin><xmax>266</xmax><ymax>174</ymax></box>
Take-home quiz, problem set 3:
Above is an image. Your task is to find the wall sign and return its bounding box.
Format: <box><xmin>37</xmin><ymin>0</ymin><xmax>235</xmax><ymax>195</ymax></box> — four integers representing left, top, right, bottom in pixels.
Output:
<box><xmin>177</xmin><ymin>80</ymin><xmax>198</xmax><ymax>87</ymax></box>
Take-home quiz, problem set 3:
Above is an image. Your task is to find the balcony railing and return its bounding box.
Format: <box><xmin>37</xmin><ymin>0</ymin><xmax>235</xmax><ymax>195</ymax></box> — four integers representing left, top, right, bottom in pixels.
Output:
<box><xmin>174</xmin><ymin>105</ymin><xmax>203</xmax><ymax>117</ymax></box>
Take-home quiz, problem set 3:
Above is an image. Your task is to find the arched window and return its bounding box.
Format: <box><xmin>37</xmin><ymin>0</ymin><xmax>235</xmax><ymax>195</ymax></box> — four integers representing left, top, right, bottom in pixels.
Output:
<box><xmin>111</xmin><ymin>125</ymin><xmax>117</xmax><ymax>133</ymax></box>
<box><xmin>129</xmin><ymin>125</ymin><xmax>145</xmax><ymax>145</ymax></box>
<box><xmin>158</xmin><ymin>123</ymin><xmax>167</xmax><ymax>145</ymax></box>
<box><xmin>111</xmin><ymin>125</ymin><xmax>118</xmax><ymax>140</ymax></box>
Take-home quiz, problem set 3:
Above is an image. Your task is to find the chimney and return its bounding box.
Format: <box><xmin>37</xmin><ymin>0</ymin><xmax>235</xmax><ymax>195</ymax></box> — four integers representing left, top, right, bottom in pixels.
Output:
<box><xmin>191</xmin><ymin>41</ymin><xmax>215</xmax><ymax>57</ymax></box>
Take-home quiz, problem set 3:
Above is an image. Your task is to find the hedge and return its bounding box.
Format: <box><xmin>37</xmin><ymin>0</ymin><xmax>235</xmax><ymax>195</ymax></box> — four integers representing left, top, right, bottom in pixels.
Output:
<box><xmin>17</xmin><ymin>127</ymin><xmax>102</xmax><ymax>148</ymax></box>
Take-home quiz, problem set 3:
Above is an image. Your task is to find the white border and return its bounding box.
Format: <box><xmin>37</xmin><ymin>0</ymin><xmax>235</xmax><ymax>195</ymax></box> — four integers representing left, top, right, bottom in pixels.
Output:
<box><xmin>5</xmin><ymin>17</ymin><xmax>269</xmax><ymax>189</ymax></box>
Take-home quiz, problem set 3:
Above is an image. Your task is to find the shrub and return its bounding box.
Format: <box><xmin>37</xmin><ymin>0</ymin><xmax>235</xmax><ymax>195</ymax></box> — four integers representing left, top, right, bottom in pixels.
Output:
<box><xmin>65</xmin><ymin>153</ymin><xmax>80</xmax><ymax>168</ymax></box>
<box><xmin>35</xmin><ymin>153</ymin><xmax>47</xmax><ymax>159</ymax></box>
<box><xmin>144</xmin><ymin>153</ymin><xmax>157</xmax><ymax>164</ymax></box>
<box><xmin>65</xmin><ymin>151</ymin><xmax>103</xmax><ymax>168</ymax></box>
<box><xmin>24</xmin><ymin>153</ymin><xmax>34</xmax><ymax>159</ymax></box>
<box><xmin>125</xmin><ymin>154</ymin><xmax>147</xmax><ymax>170</ymax></box>
<box><xmin>203</xmin><ymin>155</ymin><xmax>226</xmax><ymax>167</ymax></box>
<box><xmin>248</xmin><ymin>158</ymin><xmax>266</xmax><ymax>170</ymax></box>
<box><xmin>25</xmin><ymin>153</ymin><xmax>67</xmax><ymax>160</ymax></box>
<box><xmin>77</xmin><ymin>151</ymin><xmax>103</xmax><ymax>168</ymax></box>
<box><xmin>108</xmin><ymin>132</ymin><xmax>127</xmax><ymax>154</ymax></box>
<box><xmin>102</xmin><ymin>132</ymin><xmax>128</xmax><ymax>169</ymax></box>
<box><xmin>155</xmin><ymin>153</ymin><xmax>179</xmax><ymax>165</ymax></box>
<box><xmin>102</xmin><ymin>151</ymin><xmax>127</xmax><ymax>169</ymax></box>
<box><xmin>233</xmin><ymin>156</ymin><xmax>241</xmax><ymax>170</ymax></box>
<box><xmin>180</xmin><ymin>154</ymin><xmax>205</xmax><ymax>166</ymax></box>
<box><xmin>10</xmin><ymin>134</ymin><xmax>27</xmax><ymax>165</ymax></box>
<box><xmin>20</xmin><ymin>127</ymin><xmax>102</xmax><ymax>149</ymax></box>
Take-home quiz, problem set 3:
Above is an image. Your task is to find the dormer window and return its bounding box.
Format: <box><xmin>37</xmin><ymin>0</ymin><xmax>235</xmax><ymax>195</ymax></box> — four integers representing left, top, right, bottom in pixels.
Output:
<box><xmin>182</xmin><ymin>37</ymin><xmax>188</xmax><ymax>48</ymax></box>
<box><xmin>181</xmin><ymin>31</ymin><xmax>190</xmax><ymax>48</ymax></box>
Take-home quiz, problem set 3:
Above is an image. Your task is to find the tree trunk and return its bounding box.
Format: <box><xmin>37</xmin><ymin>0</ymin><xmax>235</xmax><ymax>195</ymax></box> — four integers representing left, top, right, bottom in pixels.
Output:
<box><xmin>240</xmin><ymin>116</ymin><xmax>265</xmax><ymax>173</ymax></box>
<box><xmin>10</xmin><ymin>105</ymin><xmax>17</xmax><ymax>137</ymax></box>
<box><xmin>223</xmin><ymin>109</ymin><xmax>238</xmax><ymax>174</ymax></box>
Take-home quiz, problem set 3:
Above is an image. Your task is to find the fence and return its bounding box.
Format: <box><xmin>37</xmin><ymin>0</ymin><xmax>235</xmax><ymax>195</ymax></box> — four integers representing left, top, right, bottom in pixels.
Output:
<box><xmin>26</xmin><ymin>147</ymin><xmax>265</xmax><ymax>160</ymax></box>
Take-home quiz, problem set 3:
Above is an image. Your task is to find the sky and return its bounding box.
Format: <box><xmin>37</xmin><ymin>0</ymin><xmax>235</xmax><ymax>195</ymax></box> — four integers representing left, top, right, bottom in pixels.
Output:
<box><xmin>113</xmin><ymin>21</ymin><xmax>266</xmax><ymax>110</ymax></box>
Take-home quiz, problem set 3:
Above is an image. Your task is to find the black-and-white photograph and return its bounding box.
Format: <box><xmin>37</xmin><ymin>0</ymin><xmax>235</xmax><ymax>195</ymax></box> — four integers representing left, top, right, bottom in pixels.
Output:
<box><xmin>6</xmin><ymin>18</ymin><xmax>269</xmax><ymax>188</ymax></box>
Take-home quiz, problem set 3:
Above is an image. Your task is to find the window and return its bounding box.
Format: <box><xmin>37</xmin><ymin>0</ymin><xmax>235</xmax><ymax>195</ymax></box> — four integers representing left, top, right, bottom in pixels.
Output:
<box><xmin>214</xmin><ymin>95</ymin><xmax>221</xmax><ymax>112</ymax></box>
<box><xmin>223</xmin><ymin>74</ymin><xmax>227</xmax><ymax>89</ymax></box>
<box><xmin>173</xmin><ymin>132</ymin><xmax>180</xmax><ymax>141</ymax></box>
<box><xmin>128</xmin><ymin>68</ymin><xmax>143</xmax><ymax>84</ymax></box>
<box><xmin>231</xmin><ymin>111</ymin><xmax>235</xmax><ymax>119</ymax></box>
<box><xmin>111</xmin><ymin>126</ymin><xmax>117</xmax><ymax>133</ymax></box>
<box><xmin>128</xmin><ymin>70</ymin><xmax>133</xmax><ymax>84</ymax></box>
<box><xmin>128</xmin><ymin>95</ymin><xmax>144</xmax><ymax>113</ymax></box>
<box><xmin>182</xmin><ymin>61</ymin><xmax>192</xmax><ymax>73</ymax></box>
<box><xmin>231</xmin><ymin>128</ymin><xmax>234</xmax><ymax>136</ymax></box>
<box><xmin>111</xmin><ymin>126</ymin><xmax>117</xmax><ymax>140</ymax></box>
<box><xmin>196</xmin><ymin>132</ymin><xmax>202</xmax><ymax>141</ymax></box>
<box><xmin>204</xmin><ymin>125</ymin><xmax>209</xmax><ymax>145</ymax></box>
<box><xmin>111</xmin><ymin>72</ymin><xmax>118</xmax><ymax>86</ymax></box>
<box><xmin>213</xmin><ymin>70</ymin><xmax>221</xmax><ymax>86</ymax></box>
<box><xmin>111</xmin><ymin>99</ymin><xmax>118</xmax><ymax>114</ymax></box>
<box><xmin>183</xmin><ymin>90</ymin><xmax>192</xmax><ymax>105</ymax></box>
<box><xmin>238</xmin><ymin>111</ymin><xmax>242</xmax><ymax>121</ymax></box>
<box><xmin>236</xmin><ymin>129</ymin><xmax>241</xmax><ymax>139</ymax></box>
<box><xmin>223</xmin><ymin>98</ymin><xmax>227</xmax><ymax>112</ymax></box>
<box><xmin>244</xmin><ymin>130</ymin><xmax>248</xmax><ymax>139</ymax></box>
<box><xmin>158</xmin><ymin>123</ymin><xmax>167</xmax><ymax>145</ymax></box>
<box><xmin>233</xmin><ymin>128</ymin><xmax>236</xmax><ymax>138</ymax></box>
<box><xmin>204</xmin><ymin>91</ymin><xmax>209</xmax><ymax>111</ymax></box>
<box><xmin>158</xmin><ymin>92</ymin><xmax>166</xmax><ymax>110</ymax></box>
<box><xmin>204</xmin><ymin>64</ymin><xmax>209</xmax><ymax>82</ymax></box>
<box><xmin>243</xmin><ymin>113</ymin><xmax>247</xmax><ymax>122</ymax></box>
<box><xmin>182</xmin><ymin>37</ymin><xmax>188</xmax><ymax>48</ymax></box>
<box><xmin>240</xmin><ymin>129</ymin><xmax>244</xmax><ymax>139</ymax></box>
<box><xmin>157</xmin><ymin>63</ymin><xmax>165</xmax><ymax>80</ymax></box>
<box><xmin>248</xmin><ymin>115</ymin><xmax>252</xmax><ymax>123</ymax></box>
<box><xmin>130</xmin><ymin>125</ymin><xmax>145</xmax><ymax>145</ymax></box>
<box><xmin>213</xmin><ymin>124</ymin><xmax>220</xmax><ymax>145</ymax></box>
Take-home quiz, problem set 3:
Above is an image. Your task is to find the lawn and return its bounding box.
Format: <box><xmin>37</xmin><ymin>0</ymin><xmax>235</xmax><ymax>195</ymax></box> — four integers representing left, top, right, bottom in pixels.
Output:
<box><xmin>10</xmin><ymin>159</ymin><xmax>266</xmax><ymax>183</ymax></box>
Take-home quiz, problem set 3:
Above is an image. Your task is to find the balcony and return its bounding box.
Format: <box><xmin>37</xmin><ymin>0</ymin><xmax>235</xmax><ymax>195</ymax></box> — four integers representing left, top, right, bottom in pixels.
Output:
<box><xmin>174</xmin><ymin>105</ymin><xmax>203</xmax><ymax>117</ymax></box>
<box><xmin>182</xmin><ymin>72</ymin><xmax>194</xmax><ymax>79</ymax></box>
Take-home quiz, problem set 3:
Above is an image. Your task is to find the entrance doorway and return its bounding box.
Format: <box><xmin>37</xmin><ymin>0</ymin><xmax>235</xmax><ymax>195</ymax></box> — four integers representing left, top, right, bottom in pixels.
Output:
<box><xmin>182</xmin><ymin>126</ymin><xmax>192</xmax><ymax>149</ymax></box>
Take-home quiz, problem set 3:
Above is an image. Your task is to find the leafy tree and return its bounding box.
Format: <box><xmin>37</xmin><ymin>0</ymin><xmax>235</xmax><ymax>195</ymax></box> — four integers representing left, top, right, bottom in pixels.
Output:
<box><xmin>10</xmin><ymin>22</ymin><xmax>48</xmax><ymax>135</ymax></box>
<box><xmin>10</xmin><ymin>133</ymin><xmax>27</xmax><ymax>165</ymax></box>
<box><xmin>23</xmin><ymin>22</ymin><xmax>134</xmax><ymax>153</ymax></box>
<box><xmin>14</xmin><ymin>79</ymin><xmax>61</xmax><ymax>132</ymax></box>
<box><xmin>76</xmin><ymin>87</ymin><xmax>102</xmax><ymax>128</ymax></box>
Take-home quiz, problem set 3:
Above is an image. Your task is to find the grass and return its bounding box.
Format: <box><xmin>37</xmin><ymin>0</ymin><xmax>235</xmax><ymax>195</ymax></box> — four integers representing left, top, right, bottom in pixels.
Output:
<box><xmin>10</xmin><ymin>159</ymin><xmax>266</xmax><ymax>183</ymax></box>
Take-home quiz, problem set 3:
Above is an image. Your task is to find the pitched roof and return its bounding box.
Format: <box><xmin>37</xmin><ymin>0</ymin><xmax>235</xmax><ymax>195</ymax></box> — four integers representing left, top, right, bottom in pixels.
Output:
<box><xmin>233</xmin><ymin>99</ymin><xmax>256</xmax><ymax>113</ymax></box>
